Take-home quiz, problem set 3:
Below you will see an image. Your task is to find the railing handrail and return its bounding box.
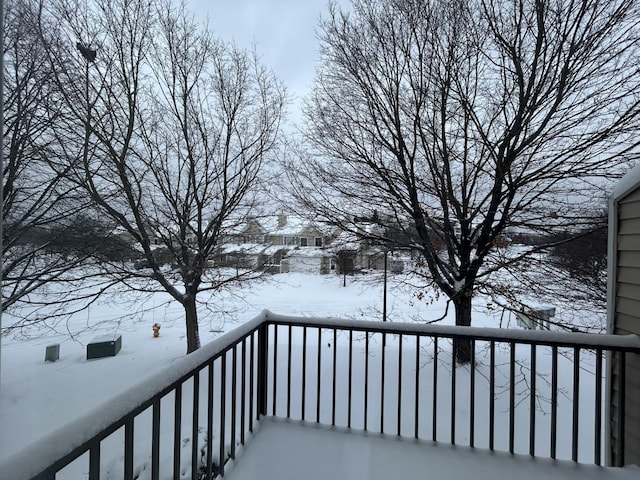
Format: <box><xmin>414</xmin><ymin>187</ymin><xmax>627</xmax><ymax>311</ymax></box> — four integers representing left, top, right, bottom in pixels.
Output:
<box><xmin>262</xmin><ymin>310</ymin><xmax>640</xmax><ymax>351</ymax></box>
<box><xmin>4</xmin><ymin>309</ymin><xmax>640</xmax><ymax>479</ymax></box>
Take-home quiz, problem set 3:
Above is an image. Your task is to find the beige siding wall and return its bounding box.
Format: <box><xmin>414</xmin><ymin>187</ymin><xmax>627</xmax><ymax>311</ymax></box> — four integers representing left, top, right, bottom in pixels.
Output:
<box><xmin>611</xmin><ymin>188</ymin><xmax>640</xmax><ymax>466</ymax></box>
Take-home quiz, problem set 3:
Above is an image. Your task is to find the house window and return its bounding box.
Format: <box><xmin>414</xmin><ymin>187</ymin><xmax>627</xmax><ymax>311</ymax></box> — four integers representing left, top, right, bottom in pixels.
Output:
<box><xmin>254</xmin><ymin>235</ymin><xmax>265</xmax><ymax>244</ymax></box>
<box><xmin>284</xmin><ymin>236</ymin><xmax>296</xmax><ymax>245</ymax></box>
<box><xmin>300</xmin><ymin>237</ymin><xmax>308</xmax><ymax>247</ymax></box>
<box><xmin>315</xmin><ymin>237</ymin><xmax>323</xmax><ymax>247</ymax></box>
<box><xmin>242</xmin><ymin>235</ymin><xmax>252</xmax><ymax>244</ymax></box>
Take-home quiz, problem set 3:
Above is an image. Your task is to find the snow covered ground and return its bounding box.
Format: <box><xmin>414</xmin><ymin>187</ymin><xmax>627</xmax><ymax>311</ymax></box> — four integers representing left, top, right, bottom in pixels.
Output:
<box><xmin>0</xmin><ymin>272</ymin><xmax>460</xmax><ymax>461</ymax></box>
<box><xmin>0</xmin><ymin>271</ymin><xmax>611</xmax><ymax>478</ymax></box>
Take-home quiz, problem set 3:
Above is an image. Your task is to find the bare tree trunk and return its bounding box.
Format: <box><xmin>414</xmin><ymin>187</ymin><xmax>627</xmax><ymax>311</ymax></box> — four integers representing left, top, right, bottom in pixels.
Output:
<box><xmin>453</xmin><ymin>293</ymin><xmax>472</xmax><ymax>365</ymax></box>
<box><xmin>183</xmin><ymin>294</ymin><xmax>201</xmax><ymax>354</ymax></box>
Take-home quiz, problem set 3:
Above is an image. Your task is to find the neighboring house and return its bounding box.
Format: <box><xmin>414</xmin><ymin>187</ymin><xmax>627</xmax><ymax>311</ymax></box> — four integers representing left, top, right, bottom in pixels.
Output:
<box><xmin>217</xmin><ymin>214</ymin><xmax>335</xmax><ymax>274</ymax></box>
<box><xmin>216</xmin><ymin>243</ymin><xmax>265</xmax><ymax>270</ymax></box>
<box><xmin>350</xmin><ymin>221</ymin><xmax>407</xmax><ymax>273</ymax></box>
<box><xmin>607</xmin><ymin>164</ymin><xmax>640</xmax><ymax>466</ymax></box>
<box><xmin>216</xmin><ymin>213</ymin><xmax>408</xmax><ymax>276</ymax></box>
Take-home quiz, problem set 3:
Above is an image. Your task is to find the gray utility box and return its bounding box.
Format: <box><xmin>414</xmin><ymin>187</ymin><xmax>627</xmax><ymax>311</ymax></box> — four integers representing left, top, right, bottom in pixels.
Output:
<box><xmin>87</xmin><ymin>334</ymin><xmax>122</xmax><ymax>359</ymax></box>
<box><xmin>45</xmin><ymin>344</ymin><xmax>60</xmax><ymax>362</ymax></box>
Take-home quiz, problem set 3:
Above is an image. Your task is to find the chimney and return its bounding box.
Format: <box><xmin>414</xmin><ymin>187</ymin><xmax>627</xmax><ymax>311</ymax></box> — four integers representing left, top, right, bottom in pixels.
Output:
<box><xmin>277</xmin><ymin>214</ymin><xmax>287</xmax><ymax>228</ymax></box>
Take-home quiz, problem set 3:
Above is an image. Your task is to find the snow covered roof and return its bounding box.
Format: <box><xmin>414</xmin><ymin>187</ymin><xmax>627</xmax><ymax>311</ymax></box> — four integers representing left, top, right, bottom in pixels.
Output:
<box><xmin>220</xmin><ymin>243</ymin><xmax>268</xmax><ymax>255</ymax></box>
<box><xmin>223</xmin><ymin>214</ymin><xmax>335</xmax><ymax>237</ymax></box>
<box><xmin>261</xmin><ymin>245</ymin><xmax>294</xmax><ymax>255</ymax></box>
<box><xmin>285</xmin><ymin>247</ymin><xmax>329</xmax><ymax>259</ymax></box>
<box><xmin>270</xmin><ymin>215</ymin><xmax>310</xmax><ymax>235</ymax></box>
<box><xmin>612</xmin><ymin>163</ymin><xmax>640</xmax><ymax>200</ymax></box>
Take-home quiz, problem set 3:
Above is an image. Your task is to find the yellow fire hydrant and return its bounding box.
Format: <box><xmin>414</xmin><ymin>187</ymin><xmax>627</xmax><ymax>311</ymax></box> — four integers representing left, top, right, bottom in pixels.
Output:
<box><xmin>152</xmin><ymin>323</ymin><xmax>161</xmax><ymax>338</ymax></box>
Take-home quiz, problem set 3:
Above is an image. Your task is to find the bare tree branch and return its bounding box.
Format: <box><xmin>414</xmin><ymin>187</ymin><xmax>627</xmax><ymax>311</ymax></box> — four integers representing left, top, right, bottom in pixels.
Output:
<box><xmin>289</xmin><ymin>0</ymin><xmax>640</xmax><ymax>362</ymax></box>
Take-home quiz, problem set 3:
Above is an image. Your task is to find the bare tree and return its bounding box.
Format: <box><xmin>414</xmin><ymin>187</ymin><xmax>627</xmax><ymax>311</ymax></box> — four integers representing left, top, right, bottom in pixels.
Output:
<box><xmin>2</xmin><ymin>0</ymin><xmax>92</xmax><ymax>315</ymax></box>
<box><xmin>36</xmin><ymin>0</ymin><xmax>285</xmax><ymax>353</ymax></box>
<box><xmin>290</xmin><ymin>0</ymin><xmax>640</xmax><ymax>362</ymax></box>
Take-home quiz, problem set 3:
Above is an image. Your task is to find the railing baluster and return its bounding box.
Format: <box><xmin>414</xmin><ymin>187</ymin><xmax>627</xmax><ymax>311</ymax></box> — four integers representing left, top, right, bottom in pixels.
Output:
<box><xmin>191</xmin><ymin>371</ymin><xmax>200</xmax><ymax>480</ymax></box>
<box><xmin>381</xmin><ymin>332</ymin><xmax>386</xmax><ymax>433</ymax></box>
<box><xmin>365</xmin><ymin>332</ymin><xmax>370</xmax><ymax>431</ymax></box>
<box><xmin>529</xmin><ymin>344</ymin><xmax>536</xmax><ymax>457</ymax></box>
<box><xmin>509</xmin><ymin>342</ymin><xmax>515</xmax><ymax>454</ymax></box>
<box><xmin>316</xmin><ymin>327</ymin><xmax>322</xmax><ymax>423</ymax></box>
<box><xmin>287</xmin><ymin>325</ymin><xmax>292</xmax><ymax>419</ymax></box>
<box><xmin>172</xmin><ymin>386</ymin><xmax>181</xmax><ymax>480</ymax></box>
<box><xmin>470</xmin><ymin>340</ymin><xmax>475</xmax><ymax>448</ymax></box>
<box><xmin>241</xmin><ymin>337</ymin><xmax>246</xmax><ymax>445</ymax></box>
<box><xmin>433</xmin><ymin>337</ymin><xmax>438</xmax><ymax>442</ymax></box>
<box><xmin>489</xmin><ymin>340</ymin><xmax>495</xmax><ymax>451</ymax></box>
<box><xmin>451</xmin><ymin>337</ymin><xmax>456</xmax><ymax>445</ymax></box>
<box><xmin>124</xmin><ymin>417</ymin><xmax>135</xmax><ymax>480</ymax></box>
<box><xmin>231</xmin><ymin>345</ymin><xmax>238</xmax><ymax>460</ymax></box>
<box><xmin>152</xmin><ymin>399</ymin><xmax>160</xmax><ymax>480</ymax></box>
<box><xmin>89</xmin><ymin>443</ymin><xmax>100</xmax><ymax>480</ymax></box>
<box><xmin>415</xmin><ymin>335</ymin><xmax>420</xmax><ymax>440</ymax></box>
<box><xmin>273</xmin><ymin>325</ymin><xmax>278</xmax><ymax>416</ymax></box>
<box><xmin>257</xmin><ymin>324</ymin><xmax>268</xmax><ymax>418</ymax></box>
<box><xmin>348</xmin><ymin>329</ymin><xmax>353</xmax><ymax>429</ymax></box>
<box><xmin>332</xmin><ymin>328</ymin><xmax>337</xmax><ymax>426</ymax></box>
<box><xmin>397</xmin><ymin>334</ymin><xmax>403</xmax><ymax>436</ymax></box>
<box><xmin>125</xmin><ymin>418</ymin><xmax>134</xmax><ymax>480</ymax></box>
<box><xmin>206</xmin><ymin>364</ymin><xmax>214</xmax><ymax>480</ymax></box>
<box><xmin>219</xmin><ymin>353</ymin><xmax>227</xmax><ymax>477</ymax></box>
<box><xmin>551</xmin><ymin>345</ymin><xmax>558</xmax><ymax>459</ymax></box>
<box><xmin>302</xmin><ymin>326</ymin><xmax>307</xmax><ymax>421</ymax></box>
<box><xmin>595</xmin><ymin>348</ymin><xmax>603</xmax><ymax>466</ymax></box>
<box><xmin>572</xmin><ymin>347</ymin><xmax>580</xmax><ymax>462</ymax></box>
<box><xmin>250</xmin><ymin>332</ymin><xmax>255</xmax><ymax>428</ymax></box>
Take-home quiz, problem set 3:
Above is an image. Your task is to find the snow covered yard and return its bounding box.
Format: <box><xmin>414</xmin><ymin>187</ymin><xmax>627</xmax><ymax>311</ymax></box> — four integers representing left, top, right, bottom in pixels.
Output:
<box><xmin>0</xmin><ymin>272</ymin><xmax>624</xmax><ymax>479</ymax></box>
<box><xmin>0</xmin><ymin>272</ymin><xmax>452</xmax><ymax>461</ymax></box>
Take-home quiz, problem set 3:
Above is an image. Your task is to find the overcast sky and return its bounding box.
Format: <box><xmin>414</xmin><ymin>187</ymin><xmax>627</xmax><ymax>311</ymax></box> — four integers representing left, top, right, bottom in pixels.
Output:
<box><xmin>186</xmin><ymin>0</ymin><xmax>351</xmax><ymax>124</ymax></box>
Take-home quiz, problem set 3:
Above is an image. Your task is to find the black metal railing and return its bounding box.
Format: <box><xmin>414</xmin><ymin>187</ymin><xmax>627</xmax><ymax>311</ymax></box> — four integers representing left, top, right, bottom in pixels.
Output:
<box><xmin>2</xmin><ymin>315</ymin><xmax>266</xmax><ymax>480</ymax></box>
<box><xmin>3</xmin><ymin>311</ymin><xmax>640</xmax><ymax>480</ymax></box>
<box><xmin>259</xmin><ymin>314</ymin><xmax>640</xmax><ymax>467</ymax></box>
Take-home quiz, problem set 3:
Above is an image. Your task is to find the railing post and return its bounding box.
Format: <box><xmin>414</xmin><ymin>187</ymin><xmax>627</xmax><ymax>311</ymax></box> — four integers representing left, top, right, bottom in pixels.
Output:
<box><xmin>257</xmin><ymin>322</ymin><xmax>269</xmax><ymax>417</ymax></box>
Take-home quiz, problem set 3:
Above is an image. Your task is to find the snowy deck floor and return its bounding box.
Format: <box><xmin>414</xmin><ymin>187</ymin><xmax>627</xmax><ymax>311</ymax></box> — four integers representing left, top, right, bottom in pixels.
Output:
<box><xmin>225</xmin><ymin>418</ymin><xmax>640</xmax><ymax>480</ymax></box>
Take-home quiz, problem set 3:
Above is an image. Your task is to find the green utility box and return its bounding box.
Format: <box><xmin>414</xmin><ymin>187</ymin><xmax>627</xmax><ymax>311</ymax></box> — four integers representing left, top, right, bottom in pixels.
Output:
<box><xmin>87</xmin><ymin>334</ymin><xmax>122</xmax><ymax>359</ymax></box>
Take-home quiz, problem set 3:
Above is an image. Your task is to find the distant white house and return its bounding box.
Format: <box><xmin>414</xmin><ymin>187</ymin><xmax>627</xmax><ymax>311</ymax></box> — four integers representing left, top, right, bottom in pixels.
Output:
<box><xmin>215</xmin><ymin>213</ymin><xmax>407</xmax><ymax>275</ymax></box>
<box><xmin>217</xmin><ymin>214</ymin><xmax>335</xmax><ymax>274</ymax></box>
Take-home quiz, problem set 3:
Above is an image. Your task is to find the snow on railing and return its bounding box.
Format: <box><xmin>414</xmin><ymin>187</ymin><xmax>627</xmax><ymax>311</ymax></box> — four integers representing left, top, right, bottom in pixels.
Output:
<box><xmin>3</xmin><ymin>310</ymin><xmax>640</xmax><ymax>480</ymax></box>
